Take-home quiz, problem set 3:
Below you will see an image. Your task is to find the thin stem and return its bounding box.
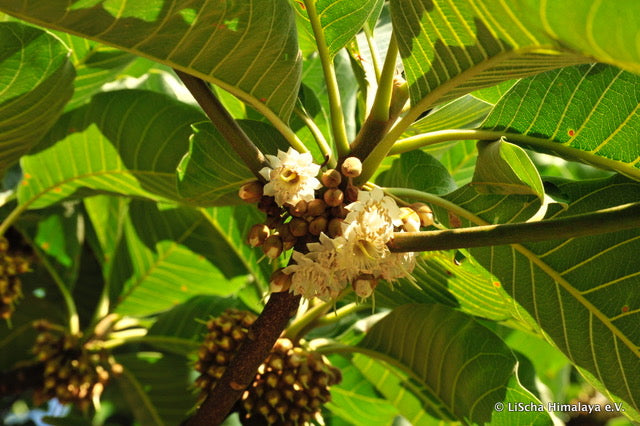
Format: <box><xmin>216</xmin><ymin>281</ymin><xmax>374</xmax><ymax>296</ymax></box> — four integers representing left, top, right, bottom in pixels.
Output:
<box><xmin>293</xmin><ymin>105</ymin><xmax>336</xmax><ymax>168</ymax></box>
<box><xmin>314</xmin><ymin>302</ymin><xmax>365</xmax><ymax>327</ymax></box>
<box><xmin>175</xmin><ymin>71</ymin><xmax>271</xmax><ymax>178</ymax></box>
<box><xmin>25</xmin><ymin>234</ymin><xmax>80</xmax><ymax>335</ymax></box>
<box><xmin>303</xmin><ymin>0</ymin><xmax>350</xmax><ymax>158</ymax></box>
<box><xmin>349</xmin><ymin>33</ymin><xmax>400</xmax><ymax>161</ymax></box>
<box><xmin>389</xmin><ymin>202</ymin><xmax>640</xmax><ymax>252</ymax></box>
<box><xmin>284</xmin><ymin>299</ymin><xmax>333</xmax><ymax>342</ymax></box>
<box><xmin>0</xmin><ymin>202</ymin><xmax>29</xmax><ymax>237</ymax></box>
<box><xmin>362</xmin><ymin>23</ymin><xmax>382</xmax><ymax>82</ymax></box>
<box><xmin>389</xmin><ymin>129</ymin><xmax>640</xmax><ymax>181</ymax></box>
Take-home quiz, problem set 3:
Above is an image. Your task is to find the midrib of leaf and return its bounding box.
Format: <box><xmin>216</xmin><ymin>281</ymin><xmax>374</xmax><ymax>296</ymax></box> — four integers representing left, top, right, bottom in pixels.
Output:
<box><xmin>2</xmin><ymin>8</ymin><xmax>295</xmax><ymax>143</ymax></box>
<box><xmin>119</xmin><ymin>366</ymin><xmax>164</xmax><ymax>426</ymax></box>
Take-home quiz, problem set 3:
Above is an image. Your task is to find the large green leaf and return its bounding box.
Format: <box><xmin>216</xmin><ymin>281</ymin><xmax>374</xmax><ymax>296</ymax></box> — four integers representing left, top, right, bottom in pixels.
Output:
<box><xmin>446</xmin><ymin>175</ymin><xmax>640</xmax><ymax>418</ymax></box>
<box><xmin>376</xmin><ymin>150</ymin><xmax>456</xmax><ymax>195</ymax></box>
<box><xmin>116</xmin><ymin>352</ymin><xmax>194</xmax><ymax>426</ymax></box>
<box><xmin>513</xmin><ymin>0</ymin><xmax>640</xmax><ymax>74</ymax></box>
<box><xmin>404</xmin><ymin>95</ymin><xmax>492</xmax><ymax>137</ymax></box>
<box><xmin>52</xmin><ymin>32</ymin><xmax>136</xmax><ymax>110</ymax></box>
<box><xmin>294</xmin><ymin>0</ymin><xmax>382</xmax><ymax>58</ymax></box>
<box><xmin>177</xmin><ymin>120</ymin><xmax>289</xmax><ymax>206</ymax></box>
<box><xmin>111</xmin><ymin>200</ymin><xmax>247</xmax><ymax>316</ymax></box>
<box><xmin>0</xmin><ymin>0</ymin><xmax>301</xmax><ymax>121</ymax></box>
<box><xmin>17</xmin><ymin>90</ymin><xmax>204</xmax><ymax>210</ymax></box>
<box><xmin>356</xmin><ymin>304</ymin><xmax>550</xmax><ymax>424</ymax></box>
<box><xmin>0</xmin><ymin>21</ymin><xmax>75</xmax><ymax>175</ymax></box>
<box><xmin>389</xmin><ymin>0</ymin><xmax>591</xmax><ymax>111</ymax></box>
<box><xmin>482</xmin><ymin>64</ymin><xmax>640</xmax><ymax>181</ymax></box>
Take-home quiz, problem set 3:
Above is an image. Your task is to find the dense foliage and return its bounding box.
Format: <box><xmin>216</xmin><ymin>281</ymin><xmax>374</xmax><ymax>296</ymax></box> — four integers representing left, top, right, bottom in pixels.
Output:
<box><xmin>1</xmin><ymin>1</ymin><xmax>639</xmax><ymax>425</ymax></box>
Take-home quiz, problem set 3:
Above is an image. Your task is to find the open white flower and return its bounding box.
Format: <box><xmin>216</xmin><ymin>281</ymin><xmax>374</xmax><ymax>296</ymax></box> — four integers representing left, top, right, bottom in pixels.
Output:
<box><xmin>259</xmin><ymin>148</ymin><xmax>321</xmax><ymax>207</ymax></box>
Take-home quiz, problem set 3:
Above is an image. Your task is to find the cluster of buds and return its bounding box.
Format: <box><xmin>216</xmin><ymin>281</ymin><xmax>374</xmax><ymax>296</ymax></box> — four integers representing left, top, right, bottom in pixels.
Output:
<box><xmin>0</xmin><ymin>236</ymin><xmax>30</xmax><ymax>319</ymax></box>
<box><xmin>194</xmin><ymin>309</ymin><xmax>342</xmax><ymax>425</ymax></box>
<box><xmin>239</xmin><ymin>149</ymin><xmax>434</xmax><ymax>301</ymax></box>
<box><xmin>31</xmin><ymin>322</ymin><xmax>122</xmax><ymax>409</ymax></box>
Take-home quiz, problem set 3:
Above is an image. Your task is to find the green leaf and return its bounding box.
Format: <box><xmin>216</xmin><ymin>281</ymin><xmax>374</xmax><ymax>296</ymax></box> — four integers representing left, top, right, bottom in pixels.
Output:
<box><xmin>356</xmin><ymin>304</ymin><xmax>550</xmax><ymax>424</ymax></box>
<box><xmin>482</xmin><ymin>64</ymin><xmax>640</xmax><ymax>181</ymax></box>
<box><xmin>177</xmin><ymin>120</ymin><xmax>289</xmax><ymax>206</ymax></box>
<box><xmin>325</xmin><ymin>354</ymin><xmax>399</xmax><ymax>426</ymax></box>
<box><xmin>0</xmin><ymin>0</ymin><xmax>301</xmax><ymax>121</ymax></box>
<box><xmin>376</xmin><ymin>150</ymin><xmax>456</xmax><ymax>195</ymax></box>
<box><xmin>438</xmin><ymin>141</ymin><xmax>477</xmax><ymax>186</ymax></box>
<box><xmin>389</xmin><ymin>0</ymin><xmax>590</xmax><ymax>109</ymax></box>
<box><xmin>449</xmin><ymin>175</ymin><xmax>640</xmax><ymax>418</ymax></box>
<box><xmin>0</xmin><ymin>21</ymin><xmax>75</xmax><ymax>175</ymax></box>
<box><xmin>116</xmin><ymin>352</ymin><xmax>195</xmax><ymax>426</ymax></box>
<box><xmin>513</xmin><ymin>0</ymin><xmax>640</xmax><ymax>74</ymax></box>
<box><xmin>472</xmin><ymin>138</ymin><xmax>545</xmax><ymax>200</ymax></box>
<box><xmin>404</xmin><ymin>95</ymin><xmax>492</xmax><ymax>136</ymax></box>
<box><xmin>17</xmin><ymin>90</ymin><xmax>204</xmax><ymax>210</ymax></box>
<box><xmin>298</xmin><ymin>0</ymin><xmax>381</xmax><ymax>58</ymax></box>
<box><xmin>53</xmin><ymin>32</ymin><xmax>136</xmax><ymax>110</ymax></box>
<box><xmin>111</xmin><ymin>200</ymin><xmax>247</xmax><ymax>316</ymax></box>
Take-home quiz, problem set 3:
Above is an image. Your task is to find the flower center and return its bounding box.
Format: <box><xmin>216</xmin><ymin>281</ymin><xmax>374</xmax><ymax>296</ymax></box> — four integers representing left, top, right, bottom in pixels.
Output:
<box><xmin>279</xmin><ymin>168</ymin><xmax>300</xmax><ymax>183</ymax></box>
<box><xmin>355</xmin><ymin>240</ymin><xmax>378</xmax><ymax>260</ymax></box>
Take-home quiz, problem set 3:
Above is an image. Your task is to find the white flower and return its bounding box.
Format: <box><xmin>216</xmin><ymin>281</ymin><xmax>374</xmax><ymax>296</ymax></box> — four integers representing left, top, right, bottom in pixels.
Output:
<box><xmin>260</xmin><ymin>148</ymin><xmax>321</xmax><ymax>207</ymax></box>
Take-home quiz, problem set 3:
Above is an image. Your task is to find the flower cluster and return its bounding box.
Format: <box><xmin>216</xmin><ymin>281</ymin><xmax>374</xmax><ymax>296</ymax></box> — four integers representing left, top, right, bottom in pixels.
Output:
<box><xmin>239</xmin><ymin>149</ymin><xmax>434</xmax><ymax>301</ymax></box>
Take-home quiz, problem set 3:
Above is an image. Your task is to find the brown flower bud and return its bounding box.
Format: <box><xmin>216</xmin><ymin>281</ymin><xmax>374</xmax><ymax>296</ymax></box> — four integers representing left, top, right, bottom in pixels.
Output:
<box><xmin>341</xmin><ymin>157</ymin><xmax>362</xmax><ymax>178</ymax></box>
<box><xmin>345</xmin><ymin>184</ymin><xmax>359</xmax><ymax>202</ymax></box>
<box><xmin>247</xmin><ymin>224</ymin><xmax>269</xmax><ymax>247</ymax></box>
<box><xmin>306</xmin><ymin>199</ymin><xmax>327</xmax><ymax>217</ymax></box>
<box><xmin>288</xmin><ymin>200</ymin><xmax>308</xmax><ymax>217</ymax></box>
<box><xmin>352</xmin><ymin>274</ymin><xmax>378</xmax><ymax>298</ymax></box>
<box><xmin>321</xmin><ymin>169</ymin><xmax>342</xmax><ymax>188</ymax></box>
<box><xmin>270</xmin><ymin>269</ymin><xmax>292</xmax><ymax>293</ymax></box>
<box><xmin>323</xmin><ymin>188</ymin><xmax>344</xmax><ymax>207</ymax></box>
<box><xmin>327</xmin><ymin>218</ymin><xmax>344</xmax><ymax>238</ymax></box>
<box><xmin>308</xmin><ymin>217</ymin><xmax>328</xmax><ymax>236</ymax></box>
<box><xmin>262</xmin><ymin>235</ymin><xmax>283</xmax><ymax>259</ymax></box>
<box><xmin>288</xmin><ymin>218</ymin><xmax>308</xmax><ymax>237</ymax></box>
<box><xmin>238</xmin><ymin>181</ymin><xmax>264</xmax><ymax>203</ymax></box>
<box><xmin>411</xmin><ymin>202</ymin><xmax>434</xmax><ymax>227</ymax></box>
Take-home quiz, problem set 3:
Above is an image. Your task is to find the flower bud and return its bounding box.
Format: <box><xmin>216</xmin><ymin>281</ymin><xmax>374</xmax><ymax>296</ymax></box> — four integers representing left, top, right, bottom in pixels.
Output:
<box><xmin>399</xmin><ymin>207</ymin><xmax>421</xmax><ymax>232</ymax></box>
<box><xmin>238</xmin><ymin>181</ymin><xmax>264</xmax><ymax>203</ymax></box>
<box><xmin>411</xmin><ymin>202</ymin><xmax>434</xmax><ymax>227</ymax></box>
<box><xmin>277</xmin><ymin>223</ymin><xmax>296</xmax><ymax>243</ymax></box>
<box><xmin>288</xmin><ymin>200</ymin><xmax>308</xmax><ymax>217</ymax></box>
<box><xmin>306</xmin><ymin>199</ymin><xmax>327</xmax><ymax>217</ymax></box>
<box><xmin>308</xmin><ymin>217</ymin><xmax>328</xmax><ymax>236</ymax></box>
<box><xmin>270</xmin><ymin>269</ymin><xmax>292</xmax><ymax>293</ymax></box>
<box><xmin>247</xmin><ymin>224</ymin><xmax>269</xmax><ymax>247</ymax></box>
<box><xmin>0</xmin><ymin>237</ymin><xmax>8</xmax><ymax>253</ymax></box>
<box><xmin>327</xmin><ymin>218</ymin><xmax>344</xmax><ymax>238</ymax></box>
<box><xmin>341</xmin><ymin>157</ymin><xmax>362</xmax><ymax>178</ymax></box>
<box><xmin>262</xmin><ymin>235</ymin><xmax>283</xmax><ymax>259</ymax></box>
<box><xmin>321</xmin><ymin>169</ymin><xmax>342</xmax><ymax>188</ymax></box>
<box><xmin>352</xmin><ymin>274</ymin><xmax>378</xmax><ymax>298</ymax></box>
<box><xmin>288</xmin><ymin>218</ymin><xmax>308</xmax><ymax>237</ymax></box>
<box><xmin>323</xmin><ymin>188</ymin><xmax>344</xmax><ymax>207</ymax></box>
<box><xmin>345</xmin><ymin>184</ymin><xmax>359</xmax><ymax>202</ymax></box>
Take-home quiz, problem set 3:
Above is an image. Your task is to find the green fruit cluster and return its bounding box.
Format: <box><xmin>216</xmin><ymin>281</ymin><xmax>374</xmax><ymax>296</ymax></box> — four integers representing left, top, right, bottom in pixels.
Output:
<box><xmin>0</xmin><ymin>236</ymin><xmax>29</xmax><ymax>319</ymax></box>
<box><xmin>194</xmin><ymin>309</ymin><xmax>342</xmax><ymax>425</ymax></box>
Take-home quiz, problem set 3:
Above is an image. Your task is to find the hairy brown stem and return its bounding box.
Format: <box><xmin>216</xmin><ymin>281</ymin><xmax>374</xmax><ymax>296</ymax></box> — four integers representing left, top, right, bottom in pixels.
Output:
<box><xmin>0</xmin><ymin>363</ymin><xmax>44</xmax><ymax>397</ymax></box>
<box><xmin>186</xmin><ymin>291</ymin><xmax>301</xmax><ymax>425</ymax></box>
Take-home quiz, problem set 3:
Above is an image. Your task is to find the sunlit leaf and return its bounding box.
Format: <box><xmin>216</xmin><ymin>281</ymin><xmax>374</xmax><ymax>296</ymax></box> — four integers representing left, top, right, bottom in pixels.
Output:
<box><xmin>482</xmin><ymin>64</ymin><xmax>640</xmax><ymax>181</ymax></box>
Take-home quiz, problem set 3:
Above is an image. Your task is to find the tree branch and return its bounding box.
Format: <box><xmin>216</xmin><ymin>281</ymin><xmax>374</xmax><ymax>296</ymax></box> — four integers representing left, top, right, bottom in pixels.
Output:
<box><xmin>174</xmin><ymin>70</ymin><xmax>269</xmax><ymax>179</ymax></box>
<box><xmin>388</xmin><ymin>202</ymin><xmax>640</xmax><ymax>252</ymax></box>
<box><xmin>186</xmin><ymin>291</ymin><xmax>301</xmax><ymax>426</ymax></box>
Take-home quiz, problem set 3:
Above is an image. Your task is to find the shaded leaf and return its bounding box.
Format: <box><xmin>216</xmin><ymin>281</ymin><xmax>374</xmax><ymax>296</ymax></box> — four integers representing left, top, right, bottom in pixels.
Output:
<box><xmin>482</xmin><ymin>64</ymin><xmax>640</xmax><ymax>181</ymax></box>
<box><xmin>404</xmin><ymin>95</ymin><xmax>492</xmax><ymax>136</ymax></box>
<box><xmin>0</xmin><ymin>21</ymin><xmax>74</xmax><ymax>175</ymax></box>
<box><xmin>0</xmin><ymin>0</ymin><xmax>301</xmax><ymax>120</ymax></box>
<box><xmin>437</xmin><ymin>141</ymin><xmax>477</xmax><ymax>186</ymax></box>
<box><xmin>17</xmin><ymin>90</ymin><xmax>204</xmax><ymax>210</ymax></box>
<box><xmin>110</xmin><ymin>200</ymin><xmax>247</xmax><ymax>316</ymax></box>
<box><xmin>177</xmin><ymin>120</ymin><xmax>289</xmax><ymax>206</ymax></box>
<box><xmin>472</xmin><ymin>139</ymin><xmax>545</xmax><ymax>200</ymax></box>
<box><xmin>446</xmin><ymin>175</ymin><xmax>640</xmax><ymax>418</ymax></box>
<box><xmin>356</xmin><ymin>304</ymin><xmax>550</xmax><ymax>424</ymax></box>
<box><xmin>116</xmin><ymin>352</ymin><xmax>194</xmax><ymax>426</ymax></box>
<box><xmin>376</xmin><ymin>150</ymin><xmax>456</xmax><ymax>195</ymax></box>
